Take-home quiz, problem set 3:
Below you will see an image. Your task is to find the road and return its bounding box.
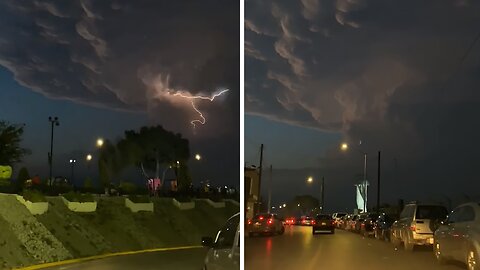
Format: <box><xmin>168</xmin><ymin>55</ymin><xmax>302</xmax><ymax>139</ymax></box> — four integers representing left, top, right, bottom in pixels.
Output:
<box><xmin>41</xmin><ymin>248</ymin><xmax>207</xmax><ymax>270</ymax></box>
<box><xmin>245</xmin><ymin>226</ymin><xmax>465</xmax><ymax>270</ymax></box>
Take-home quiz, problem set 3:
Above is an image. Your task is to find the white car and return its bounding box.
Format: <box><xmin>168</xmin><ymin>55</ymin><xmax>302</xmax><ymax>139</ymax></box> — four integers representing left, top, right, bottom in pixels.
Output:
<box><xmin>202</xmin><ymin>213</ymin><xmax>240</xmax><ymax>270</ymax></box>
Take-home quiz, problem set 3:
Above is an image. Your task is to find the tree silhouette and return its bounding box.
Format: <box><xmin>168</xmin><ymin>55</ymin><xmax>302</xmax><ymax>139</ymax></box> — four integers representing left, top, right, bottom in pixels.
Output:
<box><xmin>0</xmin><ymin>121</ymin><xmax>30</xmax><ymax>165</ymax></box>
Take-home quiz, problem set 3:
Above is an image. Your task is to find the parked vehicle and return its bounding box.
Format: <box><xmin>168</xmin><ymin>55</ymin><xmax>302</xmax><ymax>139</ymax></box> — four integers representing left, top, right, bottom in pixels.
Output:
<box><xmin>360</xmin><ymin>213</ymin><xmax>379</xmax><ymax>237</ymax></box>
<box><xmin>391</xmin><ymin>203</ymin><xmax>448</xmax><ymax>251</ymax></box>
<box><xmin>247</xmin><ymin>213</ymin><xmax>285</xmax><ymax>236</ymax></box>
<box><xmin>332</xmin><ymin>212</ymin><xmax>347</xmax><ymax>227</ymax></box>
<box><xmin>201</xmin><ymin>213</ymin><xmax>239</xmax><ymax>270</ymax></box>
<box><xmin>373</xmin><ymin>213</ymin><xmax>398</xmax><ymax>241</ymax></box>
<box><xmin>434</xmin><ymin>202</ymin><xmax>480</xmax><ymax>270</ymax></box>
<box><xmin>312</xmin><ymin>214</ymin><xmax>335</xmax><ymax>234</ymax></box>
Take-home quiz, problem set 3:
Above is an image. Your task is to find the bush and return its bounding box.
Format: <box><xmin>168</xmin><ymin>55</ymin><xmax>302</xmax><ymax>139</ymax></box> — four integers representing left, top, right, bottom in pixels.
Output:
<box><xmin>63</xmin><ymin>191</ymin><xmax>95</xmax><ymax>202</ymax></box>
<box><xmin>119</xmin><ymin>182</ymin><xmax>137</xmax><ymax>195</ymax></box>
<box><xmin>128</xmin><ymin>195</ymin><xmax>151</xmax><ymax>203</ymax></box>
<box><xmin>22</xmin><ymin>189</ymin><xmax>46</xmax><ymax>202</ymax></box>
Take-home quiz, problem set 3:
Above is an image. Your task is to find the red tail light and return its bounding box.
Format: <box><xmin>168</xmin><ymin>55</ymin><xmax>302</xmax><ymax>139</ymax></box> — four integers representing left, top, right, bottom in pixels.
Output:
<box><xmin>267</xmin><ymin>219</ymin><xmax>273</xmax><ymax>225</ymax></box>
<box><xmin>331</xmin><ymin>220</ymin><xmax>335</xmax><ymax>225</ymax></box>
<box><xmin>259</xmin><ymin>216</ymin><xmax>264</xmax><ymax>220</ymax></box>
<box><xmin>247</xmin><ymin>220</ymin><xmax>252</xmax><ymax>225</ymax></box>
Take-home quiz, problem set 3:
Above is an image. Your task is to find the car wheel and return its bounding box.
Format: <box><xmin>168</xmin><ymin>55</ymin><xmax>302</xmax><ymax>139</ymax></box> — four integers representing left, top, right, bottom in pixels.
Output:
<box><xmin>434</xmin><ymin>242</ymin><xmax>447</xmax><ymax>265</ymax></box>
<box><xmin>467</xmin><ymin>245</ymin><xmax>479</xmax><ymax>270</ymax></box>
<box><xmin>403</xmin><ymin>237</ymin><xmax>414</xmax><ymax>251</ymax></box>
<box><xmin>279</xmin><ymin>226</ymin><xmax>285</xmax><ymax>235</ymax></box>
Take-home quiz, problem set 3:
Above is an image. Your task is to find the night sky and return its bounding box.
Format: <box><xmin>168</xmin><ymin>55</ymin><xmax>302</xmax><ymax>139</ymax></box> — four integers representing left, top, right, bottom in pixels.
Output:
<box><xmin>0</xmin><ymin>0</ymin><xmax>239</xmax><ymax>188</ymax></box>
<box><xmin>245</xmin><ymin>0</ymin><xmax>480</xmax><ymax>212</ymax></box>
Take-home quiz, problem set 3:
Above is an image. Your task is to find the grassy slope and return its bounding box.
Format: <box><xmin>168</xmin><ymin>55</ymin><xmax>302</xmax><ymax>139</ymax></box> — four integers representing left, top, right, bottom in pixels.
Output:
<box><xmin>0</xmin><ymin>215</ymin><xmax>35</xmax><ymax>269</ymax></box>
<box><xmin>36</xmin><ymin>197</ymin><xmax>111</xmax><ymax>257</ymax></box>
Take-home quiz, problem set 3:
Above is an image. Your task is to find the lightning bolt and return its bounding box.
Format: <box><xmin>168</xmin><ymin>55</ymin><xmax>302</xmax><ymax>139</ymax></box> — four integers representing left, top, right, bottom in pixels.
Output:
<box><xmin>173</xmin><ymin>89</ymin><xmax>229</xmax><ymax>129</ymax></box>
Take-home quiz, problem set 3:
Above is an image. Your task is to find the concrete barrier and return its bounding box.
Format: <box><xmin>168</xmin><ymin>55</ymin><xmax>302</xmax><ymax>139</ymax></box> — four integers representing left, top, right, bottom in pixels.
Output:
<box><xmin>15</xmin><ymin>195</ymin><xmax>49</xmax><ymax>215</ymax></box>
<box><xmin>172</xmin><ymin>198</ymin><xmax>195</xmax><ymax>210</ymax></box>
<box><xmin>125</xmin><ymin>198</ymin><xmax>154</xmax><ymax>213</ymax></box>
<box><xmin>61</xmin><ymin>196</ymin><xmax>97</xmax><ymax>212</ymax></box>
<box><xmin>225</xmin><ymin>199</ymin><xmax>240</xmax><ymax>206</ymax></box>
<box><xmin>195</xmin><ymin>198</ymin><xmax>225</xmax><ymax>208</ymax></box>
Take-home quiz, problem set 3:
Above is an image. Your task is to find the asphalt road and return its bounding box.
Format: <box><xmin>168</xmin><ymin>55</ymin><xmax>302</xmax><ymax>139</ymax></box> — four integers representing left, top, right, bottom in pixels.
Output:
<box><xmin>41</xmin><ymin>248</ymin><xmax>207</xmax><ymax>270</ymax></box>
<box><xmin>245</xmin><ymin>226</ymin><xmax>466</xmax><ymax>270</ymax></box>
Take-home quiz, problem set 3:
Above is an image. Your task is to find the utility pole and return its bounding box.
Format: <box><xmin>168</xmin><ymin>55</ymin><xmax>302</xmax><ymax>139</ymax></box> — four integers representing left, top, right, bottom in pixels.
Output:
<box><xmin>267</xmin><ymin>165</ymin><xmax>272</xmax><ymax>213</ymax></box>
<box><xmin>377</xmin><ymin>151</ymin><xmax>381</xmax><ymax>215</ymax></box>
<box><xmin>363</xmin><ymin>153</ymin><xmax>368</xmax><ymax>213</ymax></box>
<box><xmin>48</xmin><ymin>116</ymin><xmax>59</xmax><ymax>185</ymax></box>
<box><xmin>321</xmin><ymin>176</ymin><xmax>325</xmax><ymax>213</ymax></box>
<box><xmin>257</xmin><ymin>144</ymin><xmax>264</xmax><ymax>214</ymax></box>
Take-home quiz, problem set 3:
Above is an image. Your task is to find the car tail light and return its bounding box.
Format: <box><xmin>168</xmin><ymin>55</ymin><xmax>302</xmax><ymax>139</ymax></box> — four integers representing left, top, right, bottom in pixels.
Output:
<box><xmin>259</xmin><ymin>216</ymin><xmax>264</xmax><ymax>220</ymax></box>
<box><xmin>247</xmin><ymin>220</ymin><xmax>252</xmax><ymax>225</ymax></box>
<box><xmin>312</xmin><ymin>220</ymin><xmax>316</xmax><ymax>225</ymax></box>
<box><xmin>267</xmin><ymin>219</ymin><xmax>273</xmax><ymax>225</ymax></box>
<box><xmin>331</xmin><ymin>220</ymin><xmax>335</xmax><ymax>225</ymax></box>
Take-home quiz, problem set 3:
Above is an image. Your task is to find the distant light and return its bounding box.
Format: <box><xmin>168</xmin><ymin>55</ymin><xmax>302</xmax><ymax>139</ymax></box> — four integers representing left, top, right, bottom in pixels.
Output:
<box><xmin>195</xmin><ymin>154</ymin><xmax>201</xmax><ymax>161</ymax></box>
<box><xmin>177</xmin><ymin>161</ymin><xmax>180</xmax><ymax>164</ymax></box>
<box><xmin>307</xmin><ymin>176</ymin><xmax>313</xmax><ymax>183</ymax></box>
<box><xmin>86</xmin><ymin>154</ymin><xmax>92</xmax><ymax>161</ymax></box>
<box><xmin>341</xmin><ymin>143</ymin><xmax>349</xmax><ymax>151</ymax></box>
<box><xmin>279</xmin><ymin>206</ymin><xmax>282</xmax><ymax>209</ymax></box>
<box><xmin>298</xmin><ymin>203</ymin><xmax>300</xmax><ymax>207</ymax></box>
<box><xmin>69</xmin><ymin>159</ymin><xmax>76</xmax><ymax>163</ymax></box>
<box><xmin>96</xmin><ymin>138</ymin><xmax>104</xmax><ymax>147</ymax></box>
<box><xmin>283</xmin><ymin>203</ymin><xmax>286</xmax><ymax>207</ymax></box>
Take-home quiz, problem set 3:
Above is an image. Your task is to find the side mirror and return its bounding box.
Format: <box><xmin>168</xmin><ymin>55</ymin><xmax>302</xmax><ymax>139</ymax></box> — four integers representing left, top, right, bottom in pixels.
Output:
<box><xmin>201</xmin><ymin>237</ymin><xmax>214</xmax><ymax>248</ymax></box>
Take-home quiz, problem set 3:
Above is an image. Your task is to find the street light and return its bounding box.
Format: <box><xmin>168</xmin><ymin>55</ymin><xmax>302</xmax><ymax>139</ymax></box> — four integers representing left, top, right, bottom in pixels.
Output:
<box><xmin>283</xmin><ymin>203</ymin><xmax>286</xmax><ymax>208</ymax></box>
<box><xmin>195</xmin><ymin>154</ymin><xmax>201</xmax><ymax>161</ymax></box>
<box><xmin>306</xmin><ymin>176</ymin><xmax>325</xmax><ymax>213</ymax></box>
<box><xmin>341</xmin><ymin>142</ymin><xmax>368</xmax><ymax>213</ymax></box>
<box><xmin>96</xmin><ymin>138</ymin><xmax>104</xmax><ymax>148</ymax></box>
<box><xmin>69</xmin><ymin>159</ymin><xmax>76</xmax><ymax>184</ymax></box>
<box><xmin>307</xmin><ymin>176</ymin><xmax>313</xmax><ymax>183</ymax></box>
<box><xmin>86</xmin><ymin>154</ymin><xmax>92</xmax><ymax>161</ymax></box>
<box><xmin>48</xmin><ymin>116</ymin><xmax>60</xmax><ymax>184</ymax></box>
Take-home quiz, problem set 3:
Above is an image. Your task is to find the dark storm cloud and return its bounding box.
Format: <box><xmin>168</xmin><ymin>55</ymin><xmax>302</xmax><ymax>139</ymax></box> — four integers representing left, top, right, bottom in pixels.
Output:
<box><xmin>247</xmin><ymin>0</ymin><xmax>480</xmax><ymax>204</ymax></box>
<box><xmin>0</xmin><ymin>0</ymin><xmax>238</xmax><ymax>135</ymax></box>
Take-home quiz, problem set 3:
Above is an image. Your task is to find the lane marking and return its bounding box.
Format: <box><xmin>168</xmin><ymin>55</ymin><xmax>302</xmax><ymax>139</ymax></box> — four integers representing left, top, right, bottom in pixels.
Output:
<box><xmin>15</xmin><ymin>245</ymin><xmax>204</xmax><ymax>270</ymax></box>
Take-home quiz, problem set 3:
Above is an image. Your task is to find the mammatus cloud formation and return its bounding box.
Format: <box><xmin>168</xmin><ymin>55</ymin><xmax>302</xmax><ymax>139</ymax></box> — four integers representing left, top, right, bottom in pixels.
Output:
<box><xmin>0</xmin><ymin>0</ymin><xmax>238</xmax><ymax>135</ymax></box>
<box><xmin>246</xmin><ymin>0</ymin><xmax>480</xmax><ymax>200</ymax></box>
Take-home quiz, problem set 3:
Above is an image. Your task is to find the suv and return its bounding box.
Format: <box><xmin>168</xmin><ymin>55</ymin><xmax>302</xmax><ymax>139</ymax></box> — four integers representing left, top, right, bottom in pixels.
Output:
<box><xmin>247</xmin><ymin>213</ymin><xmax>284</xmax><ymax>236</ymax></box>
<box><xmin>201</xmin><ymin>213</ymin><xmax>240</xmax><ymax>270</ymax></box>
<box><xmin>391</xmin><ymin>203</ymin><xmax>448</xmax><ymax>251</ymax></box>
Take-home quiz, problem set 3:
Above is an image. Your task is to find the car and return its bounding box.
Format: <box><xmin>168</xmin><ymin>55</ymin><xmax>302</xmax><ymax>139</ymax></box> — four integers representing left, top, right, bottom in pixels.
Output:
<box><xmin>354</xmin><ymin>213</ymin><xmax>369</xmax><ymax>233</ymax></box>
<box><xmin>359</xmin><ymin>213</ymin><xmax>379</xmax><ymax>237</ymax></box>
<box><xmin>391</xmin><ymin>203</ymin><xmax>448</xmax><ymax>251</ymax></box>
<box><xmin>201</xmin><ymin>213</ymin><xmax>239</xmax><ymax>270</ymax></box>
<box><xmin>312</xmin><ymin>214</ymin><xmax>335</xmax><ymax>234</ymax></box>
<box><xmin>301</xmin><ymin>216</ymin><xmax>315</xmax><ymax>226</ymax></box>
<box><xmin>285</xmin><ymin>217</ymin><xmax>296</xmax><ymax>225</ymax></box>
<box><xmin>434</xmin><ymin>202</ymin><xmax>480</xmax><ymax>270</ymax></box>
<box><xmin>332</xmin><ymin>212</ymin><xmax>347</xmax><ymax>227</ymax></box>
<box><xmin>373</xmin><ymin>213</ymin><xmax>398</xmax><ymax>241</ymax></box>
<box><xmin>247</xmin><ymin>213</ymin><xmax>285</xmax><ymax>236</ymax></box>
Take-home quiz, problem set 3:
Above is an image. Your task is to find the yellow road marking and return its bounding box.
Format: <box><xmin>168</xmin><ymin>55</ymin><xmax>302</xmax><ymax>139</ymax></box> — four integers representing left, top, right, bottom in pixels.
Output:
<box><xmin>15</xmin><ymin>245</ymin><xmax>204</xmax><ymax>270</ymax></box>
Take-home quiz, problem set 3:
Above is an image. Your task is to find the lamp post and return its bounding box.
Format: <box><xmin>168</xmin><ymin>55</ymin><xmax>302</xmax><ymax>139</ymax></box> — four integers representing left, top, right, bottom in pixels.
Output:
<box><xmin>341</xmin><ymin>142</ymin><xmax>368</xmax><ymax>213</ymax></box>
<box><xmin>69</xmin><ymin>159</ymin><xmax>76</xmax><ymax>184</ymax></box>
<box><xmin>306</xmin><ymin>176</ymin><xmax>325</xmax><ymax>213</ymax></box>
<box><xmin>48</xmin><ymin>116</ymin><xmax>60</xmax><ymax>184</ymax></box>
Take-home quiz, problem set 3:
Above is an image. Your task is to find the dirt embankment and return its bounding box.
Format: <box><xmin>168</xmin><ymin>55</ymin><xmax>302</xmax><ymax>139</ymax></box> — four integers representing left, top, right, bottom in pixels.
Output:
<box><xmin>0</xmin><ymin>195</ymin><xmax>238</xmax><ymax>270</ymax></box>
